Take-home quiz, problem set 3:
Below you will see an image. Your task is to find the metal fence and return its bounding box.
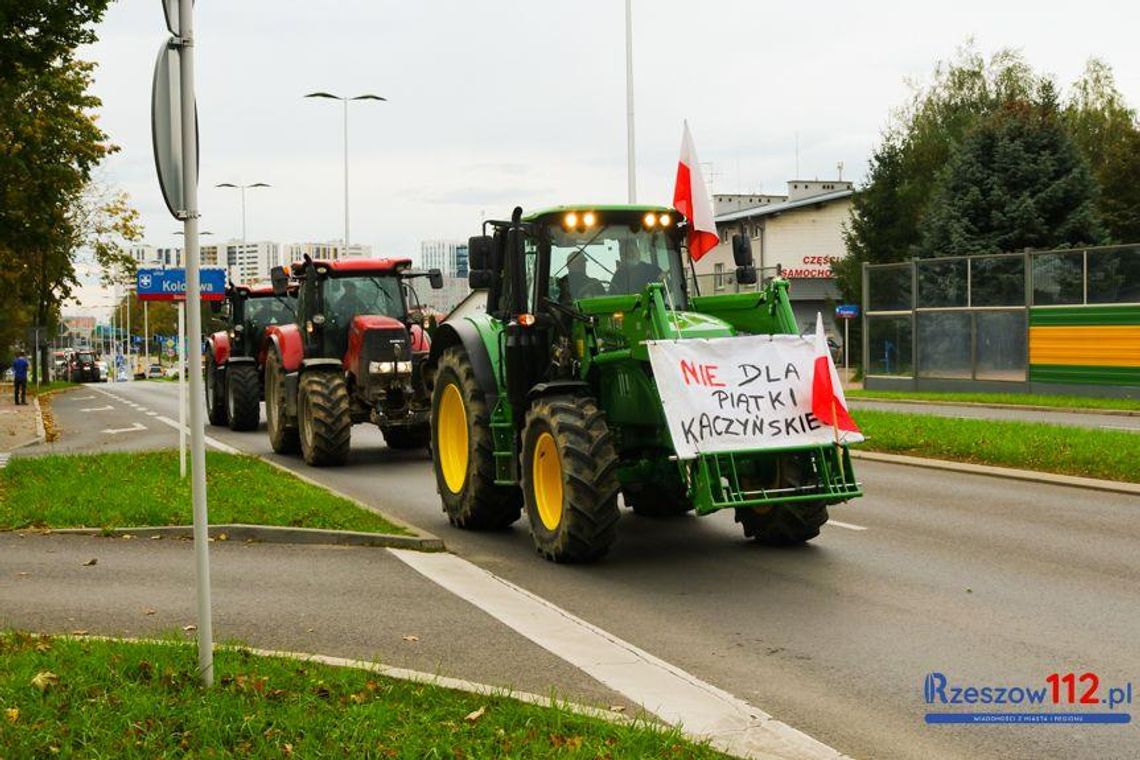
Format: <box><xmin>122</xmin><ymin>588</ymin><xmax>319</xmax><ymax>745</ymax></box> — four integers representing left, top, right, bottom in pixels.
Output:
<box><xmin>862</xmin><ymin>244</ymin><xmax>1140</xmax><ymax>383</ymax></box>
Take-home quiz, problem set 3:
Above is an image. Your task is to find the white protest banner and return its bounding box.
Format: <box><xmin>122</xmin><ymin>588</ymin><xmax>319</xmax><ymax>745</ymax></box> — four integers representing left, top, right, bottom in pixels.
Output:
<box><xmin>647</xmin><ymin>335</ymin><xmax>851</xmax><ymax>459</ymax></box>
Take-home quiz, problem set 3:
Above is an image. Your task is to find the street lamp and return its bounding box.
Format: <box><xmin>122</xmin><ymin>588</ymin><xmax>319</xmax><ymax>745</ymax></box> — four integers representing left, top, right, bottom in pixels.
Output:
<box><xmin>304</xmin><ymin>91</ymin><xmax>386</xmax><ymax>254</ymax></box>
<box><xmin>625</xmin><ymin>0</ymin><xmax>637</xmax><ymax>203</ymax></box>
<box><xmin>215</xmin><ymin>182</ymin><xmax>270</xmax><ymax>280</ymax></box>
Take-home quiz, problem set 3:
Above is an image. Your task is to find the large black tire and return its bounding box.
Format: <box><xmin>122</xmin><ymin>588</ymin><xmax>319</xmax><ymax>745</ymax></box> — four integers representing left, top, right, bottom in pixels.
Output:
<box><xmin>521</xmin><ymin>395</ymin><xmax>620</xmax><ymax>563</ymax></box>
<box><xmin>430</xmin><ymin>346</ymin><xmax>521</xmax><ymax>529</ymax></box>
<box><xmin>205</xmin><ymin>354</ymin><xmax>228</xmax><ymax>427</ymax></box>
<box><xmin>265</xmin><ymin>349</ymin><xmax>300</xmax><ymax>454</ymax></box>
<box><xmin>622</xmin><ymin>466</ymin><xmax>693</xmax><ymax>517</ymax></box>
<box><xmin>298</xmin><ymin>371</ymin><xmax>351</xmax><ymax>466</ymax></box>
<box><xmin>226</xmin><ymin>363</ymin><xmax>261</xmax><ymax>431</ymax></box>
<box><xmin>383</xmin><ymin>424</ymin><xmax>430</xmax><ymax>450</ymax></box>
<box><xmin>734</xmin><ymin>456</ymin><xmax>829</xmax><ymax>545</ymax></box>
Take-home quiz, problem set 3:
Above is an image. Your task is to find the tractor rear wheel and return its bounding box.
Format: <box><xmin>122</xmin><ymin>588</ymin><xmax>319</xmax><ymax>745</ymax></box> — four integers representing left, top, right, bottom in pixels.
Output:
<box><xmin>226</xmin><ymin>363</ymin><xmax>261</xmax><ymax>431</ymax></box>
<box><xmin>298</xmin><ymin>371</ymin><xmax>352</xmax><ymax>466</ymax></box>
<box><xmin>734</xmin><ymin>456</ymin><xmax>829</xmax><ymax>545</ymax></box>
<box><xmin>521</xmin><ymin>395</ymin><xmax>620</xmax><ymax>563</ymax></box>
<box><xmin>205</xmin><ymin>354</ymin><xmax>227</xmax><ymax>427</ymax></box>
<box><xmin>431</xmin><ymin>346</ymin><xmax>521</xmax><ymax>529</ymax></box>
<box><xmin>383</xmin><ymin>424</ymin><xmax>430</xmax><ymax>450</ymax></box>
<box><xmin>265</xmin><ymin>349</ymin><xmax>300</xmax><ymax>454</ymax></box>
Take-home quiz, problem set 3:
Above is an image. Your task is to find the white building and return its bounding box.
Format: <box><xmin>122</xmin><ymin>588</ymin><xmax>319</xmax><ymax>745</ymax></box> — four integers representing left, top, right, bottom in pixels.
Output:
<box><xmin>221</xmin><ymin>240</ymin><xmax>280</xmax><ymax>284</ymax></box>
<box><xmin>284</xmin><ymin>240</ymin><xmax>373</xmax><ymax>265</ymax></box>
<box><xmin>696</xmin><ymin>179</ymin><xmax>855</xmax><ymax>334</ymax></box>
<box><xmin>421</xmin><ymin>240</ymin><xmax>469</xmax><ymax>277</ymax></box>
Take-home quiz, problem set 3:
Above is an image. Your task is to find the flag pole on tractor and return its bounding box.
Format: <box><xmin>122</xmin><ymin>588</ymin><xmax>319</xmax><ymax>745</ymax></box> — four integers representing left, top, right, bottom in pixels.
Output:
<box><xmin>811</xmin><ymin>313</ymin><xmax>861</xmax><ymax>485</ymax></box>
<box><xmin>672</xmin><ymin>121</ymin><xmax>719</xmax><ymax>263</ymax></box>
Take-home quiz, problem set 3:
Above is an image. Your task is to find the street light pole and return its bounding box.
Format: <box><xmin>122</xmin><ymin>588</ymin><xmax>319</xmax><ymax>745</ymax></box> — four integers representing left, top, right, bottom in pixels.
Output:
<box><xmin>215</xmin><ymin>183</ymin><xmax>269</xmax><ymax>281</ymax></box>
<box><xmin>625</xmin><ymin>0</ymin><xmax>637</xmax><ymax>203</ymax></box>
<box><xmin>304</xmin><ymin>92</ymin><xmax>386</xmax><ymax>254</ymax></box>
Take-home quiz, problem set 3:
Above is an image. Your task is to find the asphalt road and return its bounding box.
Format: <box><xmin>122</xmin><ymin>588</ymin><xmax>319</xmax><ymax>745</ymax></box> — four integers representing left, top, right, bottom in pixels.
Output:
<box><xmin>849</xmin><ymin>398</ymin><xmax>1140</xmax><ymax>432</ymax></box>
<box><xmin>10</xmin><ymin>380</ymin><xmax>1140</xmax><ymax>759</ymax></box>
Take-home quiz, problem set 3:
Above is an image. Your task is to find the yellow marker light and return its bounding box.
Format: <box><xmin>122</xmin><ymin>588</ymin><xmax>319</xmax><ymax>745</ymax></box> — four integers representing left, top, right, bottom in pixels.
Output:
<box><xmin>518</xmin><ymin>313</ymin><xmax>537</xmax><ymax>327</ymax></box>
<box><xmin>659</xmin><ymin>213</ymin><xmax>672</xmax><ymax>226</ymax></box>
<box><xmin>582</xmin><ymin>211</ymin><xmax>596</xmax><ymax>227</ymax></box>
<box><xmin>564</xmin><ymin>212</ymin><xmax>579</xmax><ymax>228</ymax></box>
<box><xmin>643</xmin><ymin>212</ymin><xmax>657</xmax><ymax>227</ymax></box>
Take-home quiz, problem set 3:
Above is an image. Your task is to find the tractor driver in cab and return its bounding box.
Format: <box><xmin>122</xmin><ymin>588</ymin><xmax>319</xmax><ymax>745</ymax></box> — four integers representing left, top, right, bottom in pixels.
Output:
<box><xmin>557</xmin><ymin>251</ymin><xmax>606</xmax><ymax>304</ymax></box>
<box><xmin>332</xmin><ymin>280</ymin><xmax>370</xmax><ymax>325</ymax></box>
<box><xmin>610</xmin><ymin>236</ymin><xmax>662</xmax><ymax>295</ymax></box>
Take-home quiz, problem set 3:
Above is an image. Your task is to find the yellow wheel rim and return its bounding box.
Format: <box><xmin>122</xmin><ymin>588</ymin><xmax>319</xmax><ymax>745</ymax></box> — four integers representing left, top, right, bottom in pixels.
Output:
<box><xmin>438</xmin><ymin>383</ymin><xmax>469</xmax><ymax>493</ymax></box>
<box><xmin>532</xmin><ymin>432</ymin><xmax>563</xmax><ymax>531</ymax></box>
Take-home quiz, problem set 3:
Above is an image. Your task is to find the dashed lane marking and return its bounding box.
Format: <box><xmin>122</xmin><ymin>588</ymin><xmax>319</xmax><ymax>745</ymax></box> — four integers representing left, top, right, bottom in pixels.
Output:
<box><xmin>80</xmin><ymin>405</ymin><xmax>115</xmax><ymax>412</ymax></box>
<box><xmin>828</xmin><ymin>520</ymin><xmax>868</xmax><ymax>531</ymax></box>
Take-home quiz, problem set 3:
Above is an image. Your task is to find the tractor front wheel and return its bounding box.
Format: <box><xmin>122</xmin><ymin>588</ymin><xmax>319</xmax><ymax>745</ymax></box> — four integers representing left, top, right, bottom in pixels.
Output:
<box><xmin>205</xmin><ymin>354</ymin><xmax>227</xmax><ymax>427</ymax></box>
<box><xmin>431</xmin><ymin>346</ymin><xmax>521</xmax><ymax>529</ymax></box>
<box><xmin>298</xmin><ymin>371</ymin><xmax>352</xmax><ymax>466</ymax></box>
<box><xmin>226</xmin><ymin>363</ymin><xmax>261</xmax><ymax>431</ymax></box>
<box><xmin>265</xmin><ymin>350</ymin><xmax>300</xmax><ymax>454</ymax></box>
<box><xmin>734</xmin><ymin>456</ymin><xmax>829</xmax><ymax>545</ymax></box>
<box><xmin>521</xmin><ymin>395</ymin><xmax>620</xmax><ymax>563</ymax></box>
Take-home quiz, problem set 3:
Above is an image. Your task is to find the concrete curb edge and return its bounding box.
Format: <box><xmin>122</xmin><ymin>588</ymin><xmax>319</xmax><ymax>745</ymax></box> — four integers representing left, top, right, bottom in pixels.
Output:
<box><xmin>48</xmin><ymin>523</ymin><xmax>445</xmax><ymax>551</ymax></box>
<box><xmin>851</xmin><ymin>450</ymin><xmax>1140</xmax><ymax>496</ymax></box>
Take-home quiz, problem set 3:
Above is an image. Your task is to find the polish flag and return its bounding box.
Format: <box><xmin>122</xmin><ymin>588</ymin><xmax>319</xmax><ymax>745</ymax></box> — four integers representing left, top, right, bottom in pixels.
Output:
<box><xmin>811</xmin><ymin>313</ymin><xmax>862</xmax><ymax>441</ymax></box>
<box><xmin>672</xmin><ymin>121</ymin><xmax>719</xmax><ymax>261</ymax></box>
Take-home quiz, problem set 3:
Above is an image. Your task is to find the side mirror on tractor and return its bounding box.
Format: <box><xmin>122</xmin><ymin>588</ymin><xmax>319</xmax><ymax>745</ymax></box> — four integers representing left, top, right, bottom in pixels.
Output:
<box><xmin>468</xmin><ymin>235</ymin><xmax>494</xmax><ymax>290</ymax></box>
<box><xmin>270</xmin><ymin>266</ymin><xmax>289</xmax><ymax>296</ymax></box>
<box><xmin>428</xmin><ymin>268</ymin><xmax>444</xmax><ymax>290</ymax></box>
<box><xmin>732</xmin><ymin>234</ymin><xmax>757</xmax><ymax>285</ymax></box>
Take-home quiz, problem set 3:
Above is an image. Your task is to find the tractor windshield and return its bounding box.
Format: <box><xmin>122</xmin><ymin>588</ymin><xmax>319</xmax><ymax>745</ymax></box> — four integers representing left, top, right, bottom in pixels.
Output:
<box><xmin>323</xmin><ymin>275</ymin><xmax>404</xmax><ymax>326</ymax></box>
<box><xmin>546</xmin><ymin>223</ymin><xmax>685</xmax><ymax>307</ymax></box>
<box><xmin>245</xmin><ymin>295</ymin><xmax>294</xmax><ymax>328</ymax></box>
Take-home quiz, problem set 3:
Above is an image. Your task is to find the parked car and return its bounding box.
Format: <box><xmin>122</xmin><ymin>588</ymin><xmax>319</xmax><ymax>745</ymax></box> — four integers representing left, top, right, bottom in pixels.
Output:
<box><xmin>95</xmin><ymin>360</ymin><xmax>109</xmax><ymax>382</ymax></box>
<box><xmin>147</xmin><ymin>363</ymin><xmax>165</xmax><ymax>379</ymax></box>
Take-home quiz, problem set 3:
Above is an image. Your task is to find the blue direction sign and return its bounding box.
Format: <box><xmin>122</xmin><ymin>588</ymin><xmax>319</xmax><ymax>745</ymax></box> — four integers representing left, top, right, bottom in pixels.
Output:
<box><xmin>136</xmin><ymin>267</ymin><xmax>226</xmax><ymax>301</ymax></box>
<box><xmin>835</xmin><ymin>304</ymin><xmax>861</xmax><ymax>320</ymax></box>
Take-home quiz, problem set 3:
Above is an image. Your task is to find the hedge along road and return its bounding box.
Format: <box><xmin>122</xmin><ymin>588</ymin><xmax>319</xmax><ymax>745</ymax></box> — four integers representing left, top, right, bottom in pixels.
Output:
<box><xmin>20</xmin><ymin>380</ymin><xmax>1140</xmax><ymax>760</ymax></box>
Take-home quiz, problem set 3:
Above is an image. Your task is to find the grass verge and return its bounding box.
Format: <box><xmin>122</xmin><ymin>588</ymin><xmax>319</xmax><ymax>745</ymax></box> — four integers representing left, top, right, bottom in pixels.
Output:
<box><xmin>856</xmin><ymin>410</ymin><xmax>1140</xmax><ymax>483</ymax></box>
<box><xmin>0</xmin><ymin>449</ymin><xmax>407</xmax><ymax>534</ymax></box>
<box><xmin>0</xmin><ymin>632</ymin><xmax>727</xmax><ymax>759</ymax></box>
<box><xmin>848</xmin><ymin>389</ymin><xmax>1140</xmax><ymax>413</ymax></box>
<box><xmin>29</xmin><ymin>381</ymin><xmax>80</xmax><ymax>397</ymax></box>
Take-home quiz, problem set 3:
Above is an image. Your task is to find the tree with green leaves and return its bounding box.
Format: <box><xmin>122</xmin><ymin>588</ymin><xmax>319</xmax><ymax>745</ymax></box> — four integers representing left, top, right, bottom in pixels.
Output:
<box><xmin>920</xmin><ymin>82</ymin><xmax>1106</xmax><ymax>256</ymax></box>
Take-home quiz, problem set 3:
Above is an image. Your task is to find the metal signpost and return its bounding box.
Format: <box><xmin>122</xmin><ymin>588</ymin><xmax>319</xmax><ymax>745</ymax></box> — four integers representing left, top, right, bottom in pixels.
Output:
<box><xmin>835</xmin><ymin>304</ymin><xmax>861</xmax><ymax>387</ymax></box>
<box><xmin>151</xmin><ymin>0</ymin><xmax>214</xmax><ymax>686</ymax></box>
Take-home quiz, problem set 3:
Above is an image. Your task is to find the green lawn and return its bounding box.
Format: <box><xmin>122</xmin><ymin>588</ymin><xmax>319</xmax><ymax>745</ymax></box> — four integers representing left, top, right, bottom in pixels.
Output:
<box><xmin>0</xmin><ymin>449</ymin><xmax>407</xmax><ymax>534</ymax></box>
<box><xmin>848</xmin><ymin>389</ymin><xmax>1140</xmax><ymax>412</ymax></box>
<box><xmin>27</xmin><ymin>380</ymin><xmax>79</xmax><ymax>396</ymax></box>
<box><xmin>0</xmin><ymin>632</ymin><xmax>727</xmax><ymax>759</ymax></box>
<box><xmin>855</xmin><ymin>410</ymin><xmax>1140</xmax><ymax>482</ymax></box>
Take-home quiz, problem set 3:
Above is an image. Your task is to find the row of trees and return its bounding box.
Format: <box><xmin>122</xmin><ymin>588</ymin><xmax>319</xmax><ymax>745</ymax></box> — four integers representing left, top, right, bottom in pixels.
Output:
<box><xmin>834</xmin><ymin>45</ymin><xmax>1140</xmax><ymax>304</ymax></box>
<box><xmin>0</xmin><ymin>0</ymin><xmax>141</xmax><ymax>375</ymax></box>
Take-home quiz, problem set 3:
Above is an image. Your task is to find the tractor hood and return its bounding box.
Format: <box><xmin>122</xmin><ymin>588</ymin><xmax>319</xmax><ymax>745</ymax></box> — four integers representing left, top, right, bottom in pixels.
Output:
<box><xmin>667</xmin><ymin>310</ymin><xmax>736</xmax><ymax>339</ymax></box>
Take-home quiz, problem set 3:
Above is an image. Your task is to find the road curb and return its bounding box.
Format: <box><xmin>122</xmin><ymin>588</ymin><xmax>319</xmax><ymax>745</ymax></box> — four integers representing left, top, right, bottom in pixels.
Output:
<box><xmin>851</xmin><ymin>450</ymin><xmax>1140</xmax><ymax>496</ymax></box>
<box><xmin>48</xmin><ymin>523</ymin><xmax>445</xmax><ymax>551</ymax></box>
<box><xmin>850</xmin><ymin>396</ymin><xmax>1140</xmax><ymax>418</ymax></box>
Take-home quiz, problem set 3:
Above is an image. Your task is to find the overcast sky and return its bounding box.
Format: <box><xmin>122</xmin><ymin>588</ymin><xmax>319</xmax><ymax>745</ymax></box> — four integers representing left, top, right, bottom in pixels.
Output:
<box><xmin>70</xmin><ymin>0</ymin><xmax>1139</xmax><ymax>313</ymax></box>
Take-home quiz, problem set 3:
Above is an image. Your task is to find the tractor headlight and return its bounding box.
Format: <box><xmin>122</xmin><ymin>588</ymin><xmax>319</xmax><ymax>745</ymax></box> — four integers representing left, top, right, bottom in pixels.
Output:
<box><xmin>369</xmin><ymin>361</ymin><xmax>395</xmax><ymax>374</ymax></box>
<box><xmin>396</xmin><ymin>361</ymin><xmax>412</xmax><ymax>374</ymax></box>
<box><xmin>312</xmin><ymin>314</ymin><xmax>326</xmax><ymax>325</ymax></box>
<box><xmin>233</xmin><ymin>324</ymin><xmax>245</xmax><ymax>332</ymax></box>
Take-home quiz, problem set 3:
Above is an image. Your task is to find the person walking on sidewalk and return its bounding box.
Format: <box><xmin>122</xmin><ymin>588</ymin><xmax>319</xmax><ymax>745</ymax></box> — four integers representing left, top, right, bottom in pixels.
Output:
<box><xmin>12</xmin><ymin>351</ymin><xmax>29</xmax><ymax>405</ymax></box>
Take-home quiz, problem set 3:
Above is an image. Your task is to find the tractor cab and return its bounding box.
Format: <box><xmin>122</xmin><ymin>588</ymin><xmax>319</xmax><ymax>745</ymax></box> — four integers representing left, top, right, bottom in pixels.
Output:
<box><xmin>225</xmin><ymin>284</ymin><xmax>296</xmax><ymax>358</ymax></box>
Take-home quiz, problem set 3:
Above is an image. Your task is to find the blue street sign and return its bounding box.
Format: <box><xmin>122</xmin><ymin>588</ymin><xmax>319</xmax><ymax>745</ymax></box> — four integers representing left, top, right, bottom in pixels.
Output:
<box><xmin>137</xmin><ymin>267</ymin><xmax>226</xmax><ymax>301</ymax></box>
<box><xmin>835</xmin><ymin>304</ymin><xmax>861</xmax><ymax>320</ymax></box>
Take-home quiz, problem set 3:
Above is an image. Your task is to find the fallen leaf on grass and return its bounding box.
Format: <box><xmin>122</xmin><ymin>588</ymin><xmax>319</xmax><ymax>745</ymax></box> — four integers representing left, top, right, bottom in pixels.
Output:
<box><xmin>31</xmin><ymin>671</ymin><xmax>59</xmax><ymax>692</ymax></box>
<box><xmin>183</xmin><ymin>624</ymin><xmax>197</xmax><ymax>633</ymax></box>
<box><xmin>121</xmin><ymin>534</ymin><xmax>135</xmax><ymax>540</ymax></box>
<box><xmin>143</xmin><ymin>608</ymin><xmax>156</xmax><ymax>616</ymax></box>
<box><xmin>549</xmin><ymin>734</ymin><xmax>583</xmax><ymax>749</ymax></box>
<box><xmin>464</xmin><ymin>706</ymin><xmax>486</xmax><ymax>723</ymax></box>
<box><xmin>82</xmin><ymin>558</ymin><xmax>97</xmax><ymax>567</ymax></box>
<box><xmin>70</xmin><ymin>630</ymin><xmax>89</xmax><ymax>636</ymax></box>
<box><xmin>282</xmin><ymin>743</ymin><xmax>294</xmax><ymax>756</ymax></box>
<box><xmin>5</xmin><ymin>707</ymin><xmax>18</xmax><ymax>724</ymax></box>
<box><xmin>609</xmin><ymin>705</ymin><xmax>626</xmax><ymax>713</ymax></box>
<box><xmin>17</xmin><ymin>572</ymin><xmax>28</xmax><ymax>577</ymax></box>
<box><xmin>216</xmin><ymin>533</ymin><xmax>228</xmax><ymax>542</ymax></box>
<box><xmin>401</xmin><ymin>635</ymin><xmax>419</xmax><ymax>642</ymax></box>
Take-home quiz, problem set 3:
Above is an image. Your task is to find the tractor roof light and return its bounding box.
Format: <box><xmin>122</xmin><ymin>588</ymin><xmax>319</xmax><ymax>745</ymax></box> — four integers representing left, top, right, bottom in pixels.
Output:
<box><xmin>564</xmin><ymin>212</ymin><xmax>579</xmax><ymax>229</ymax></box>
<box><xmin>582</xmin><ymin>211</ymin><xmax>597</xmax><ymax>227</ymax></box>
<box><xmin>659</xmin><ymin>213</ymin><xmax>672</xmax><ymax>226</ymax></box>
<box><xmin>643</xmin><ymin>212</ymin><xmax>658</xmax><ymax>228</ymax></box>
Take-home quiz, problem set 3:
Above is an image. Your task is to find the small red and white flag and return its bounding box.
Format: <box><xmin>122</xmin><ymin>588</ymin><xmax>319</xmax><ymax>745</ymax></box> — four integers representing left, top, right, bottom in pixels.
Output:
<box><xmin>672</xmin><ymin>121</ymin><xmax>719</xmax><ymax>261</ymax></box>
<box><xmin>811</xmin><ymin>313</ymin><xmax>862</xmax><ymax>442</ymax></box>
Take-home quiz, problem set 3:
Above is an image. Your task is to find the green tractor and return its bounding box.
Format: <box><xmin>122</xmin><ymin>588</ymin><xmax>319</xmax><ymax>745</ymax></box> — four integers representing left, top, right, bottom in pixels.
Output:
<box><xmin>426</xmin><ymin>205</ymin><xmax>861</xmax><ymax>562</ymax></box>
<box><xmin>206</xmin><ymin>283</ymin><xmax>296</xmax><ymax>431</ymax></box>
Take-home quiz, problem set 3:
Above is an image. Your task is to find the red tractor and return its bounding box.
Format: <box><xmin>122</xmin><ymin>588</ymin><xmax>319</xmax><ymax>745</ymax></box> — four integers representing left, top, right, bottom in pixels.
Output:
<box><xmin>263</xmin><ymin>256</ymin><xmax>442</xmax><ymax>466</ymax></box>
<box><xmin>205</xmin><ymin>283</ymin><xmax>297</xmax><ymax>430</ymax></box>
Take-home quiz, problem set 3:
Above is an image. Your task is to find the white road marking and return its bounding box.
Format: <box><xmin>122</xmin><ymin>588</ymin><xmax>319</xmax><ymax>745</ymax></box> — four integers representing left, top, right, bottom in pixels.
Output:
<box><xmin>101</xmin><ymin>422</ymin><xmax>147</xmax><ymax>435</ymax></box>
<box><xmin>80</xmin><ymin>405</ymin><xmax>115</xmax><ymax>412</ymax></box>
<box><xmin>389</xmin><ymin>549</ymin><xmax>847</xmax><ymax>760</ymax></box>
<box><xmin>828</xmin><ymin>520</ymin><xmax>867</xmax><ymax>532</ymax></box>
<box><xmin>155</xmin><ymin>415</ymin><xmax>240</xmax><ymax>455</ymax></box>
<box><xmin>1100</xmin><ymin>425</ymin><xmax>1139</xmax><ymax>433</ymax></box>
<box><xmin>0</xmin><ymin>453</ymin><xmax>10</xmax><ymax>469</ymax></box>
<box><xmin>146</xmin><ymin>411</ymin><xmax>158</xmax><ymax>417</ymax></box>
<box><xmin>73</xmin><ymin>395</ymin><xmax>97</xmax><ymax>400</ymax></box>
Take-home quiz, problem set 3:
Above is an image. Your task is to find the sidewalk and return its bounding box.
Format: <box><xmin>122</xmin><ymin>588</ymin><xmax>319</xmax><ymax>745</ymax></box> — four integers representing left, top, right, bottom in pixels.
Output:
<box><xmin>0</xmin><ymin>383</ymin><xmax>41</xmax><ymax>452</ymax></box>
